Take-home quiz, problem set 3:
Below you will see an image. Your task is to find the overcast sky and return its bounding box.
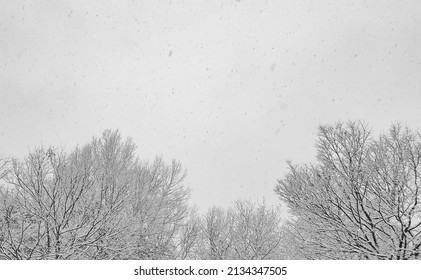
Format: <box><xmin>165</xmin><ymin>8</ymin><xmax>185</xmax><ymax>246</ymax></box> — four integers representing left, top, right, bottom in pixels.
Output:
<box><xmin>1</xmin><ymin>0</ymin><xmax>420</xmax><ymax>211</ymax></box>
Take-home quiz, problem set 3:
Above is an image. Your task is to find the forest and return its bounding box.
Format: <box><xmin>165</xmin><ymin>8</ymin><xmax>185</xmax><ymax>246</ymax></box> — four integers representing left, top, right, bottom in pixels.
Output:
<box><xmin>1</xmin><ymin>121</ymin><xmax>420</xmax><ymax>260</ymax></box>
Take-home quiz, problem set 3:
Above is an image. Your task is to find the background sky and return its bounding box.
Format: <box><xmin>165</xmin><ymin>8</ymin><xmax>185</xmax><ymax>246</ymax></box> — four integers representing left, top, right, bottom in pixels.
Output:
<box><xmin>1</xmin><ymin>0</ymin><xmax>420</xmax><ymax>212</ymax></box>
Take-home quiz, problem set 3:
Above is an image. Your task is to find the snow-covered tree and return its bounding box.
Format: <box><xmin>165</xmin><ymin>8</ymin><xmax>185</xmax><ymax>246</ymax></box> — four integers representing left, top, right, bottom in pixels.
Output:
<box><xmin>194</xmin><ymin>200</ymin><xmax>284</xmax><ymax>260</ymax></box>
<box><xmin>0</xmin><ymin>130</ymin><xmax>190</xmax><ymax>260</ymax></box>
<box><xmin>275</xmin><ymin>122</ymin><xmax>421</xmax><ymax>259</ymax></box>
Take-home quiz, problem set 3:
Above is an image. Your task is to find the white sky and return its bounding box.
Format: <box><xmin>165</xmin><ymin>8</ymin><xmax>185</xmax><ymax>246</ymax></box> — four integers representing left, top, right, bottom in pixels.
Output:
<box><xmin>1</xmin><ymin>0</ymin><xmax>421</xmax><ymax>211</ymax></box>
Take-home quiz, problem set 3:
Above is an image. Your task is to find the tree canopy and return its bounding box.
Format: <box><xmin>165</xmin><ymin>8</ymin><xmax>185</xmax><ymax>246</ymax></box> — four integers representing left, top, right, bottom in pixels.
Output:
<box><xmin>3</xmin><ymin>121</ymin><xmax>419</xmax><ymax>260</ymax></box>
<box><xmin>275</xmin><ymin>121</ymin><xmax>421</xmax><ymax>259</ymax></box>
<box><xmin>0</xmin><ymin>130</ymin><xmax>190</xmax><ymax>259</ymax></box>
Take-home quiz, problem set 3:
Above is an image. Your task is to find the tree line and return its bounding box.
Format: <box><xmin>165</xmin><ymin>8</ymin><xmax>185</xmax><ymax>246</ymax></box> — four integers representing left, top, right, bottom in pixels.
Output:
<box><xmin>1</xmin><ymin>121</ymin><xmax>420</xmax><ymax>259</ymax></box>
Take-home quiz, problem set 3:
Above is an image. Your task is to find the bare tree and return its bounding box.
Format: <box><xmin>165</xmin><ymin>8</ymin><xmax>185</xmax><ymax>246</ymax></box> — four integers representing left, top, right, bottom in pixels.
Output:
<box><xmin>197</xmin><ymin>206</ymin><xmax>235</xmax><ymax>260</ymax></box>
<box><xmin>174</xmin><ymin>206</ymin><xmax>201</xmax><ymax>260</ymax></box>
<box><xmin>230</xmin><ymin>200</ymin><xmax>283</xmax><ymax>259</ymax></box>
<box><xmin>119</xmin><ymin>156</ymin><xmax>190</xmax><ymax>259</ymax></box>
<box><xmin>0</xmin><ymin>130</ymin><xmax>137</xmax><ymax>259</ymax></box>
<box><xmin>275</xmin><ymin>121</ymin><xmax>421</xmax><ymax>259</ymax></box>
<box><xmin>0</xmin><ymin>158</ymin><xmax>7</xmax><ymax>180</ymax></box>
<box><xmin>0</xmin><ymin>130</ymin><xmax>193</xmax><ymax>260</ymax></box>
<box><xmin>193</xmin><ymin>200</ymin><xmax>284</xmax><ymax>260</ymax></box>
